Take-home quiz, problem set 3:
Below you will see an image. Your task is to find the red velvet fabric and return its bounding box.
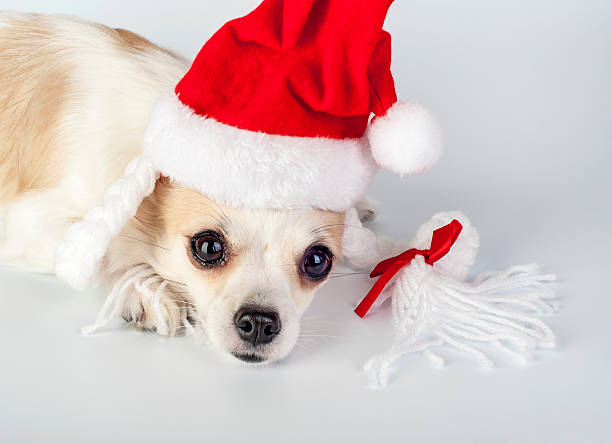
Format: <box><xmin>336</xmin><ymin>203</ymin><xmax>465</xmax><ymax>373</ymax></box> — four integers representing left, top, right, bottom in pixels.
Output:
<box><xmin>175</xmin><ymin>0</ymin><xmax>397</xmax><ymax>139</ymax></box>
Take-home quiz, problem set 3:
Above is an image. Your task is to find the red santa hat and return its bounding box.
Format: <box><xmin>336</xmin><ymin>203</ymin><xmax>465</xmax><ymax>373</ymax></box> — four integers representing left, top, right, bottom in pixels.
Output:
<box><xmin>56</xmin><ymin>0</ymin><xmax>444</xmax><ymax>289</ymax></box>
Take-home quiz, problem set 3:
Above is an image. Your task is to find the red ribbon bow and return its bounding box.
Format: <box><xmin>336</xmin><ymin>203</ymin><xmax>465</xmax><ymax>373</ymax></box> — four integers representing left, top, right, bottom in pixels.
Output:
<box><xmin>354</xmin><ymin>219</ymin><xmax>463</xmax><ymax>318</ymax></box>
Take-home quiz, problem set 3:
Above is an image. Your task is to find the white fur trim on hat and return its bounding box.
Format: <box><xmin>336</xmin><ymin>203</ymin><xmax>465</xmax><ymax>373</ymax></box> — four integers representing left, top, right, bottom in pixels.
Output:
<box><xmin>367</xmin><ymin>100</ymin><xmax>444</xmax><ymax>175</ymax></box>
<box><xmin>142</xmin><ymin>92</ymin><xmax>378</xmax><ymax>212</ymax></box>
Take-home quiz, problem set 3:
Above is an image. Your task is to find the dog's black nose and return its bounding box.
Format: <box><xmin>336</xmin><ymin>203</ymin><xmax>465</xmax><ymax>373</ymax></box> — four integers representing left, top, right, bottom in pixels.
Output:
<box><xmin>234</xmin><ymin>308</ymin><xmax>281</xmax><ymax>346</ymax></box>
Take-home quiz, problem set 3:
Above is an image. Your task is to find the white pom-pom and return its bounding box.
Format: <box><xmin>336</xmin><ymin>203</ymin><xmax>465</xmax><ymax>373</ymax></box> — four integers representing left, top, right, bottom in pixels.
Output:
<box><xmin>367</xmin><ymin>100</ymin><xmax>444</xmax><ymax>175</ymax></box>
<box><xmin>409</xmin><ymin>211</ymin><xmax>479</xmax><ymax>282</ymax></box>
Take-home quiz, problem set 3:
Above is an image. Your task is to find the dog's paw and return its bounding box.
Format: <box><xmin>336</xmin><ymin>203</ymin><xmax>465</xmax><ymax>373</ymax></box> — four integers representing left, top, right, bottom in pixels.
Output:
<box><xmin>122</xmin><ymin>290</ymin><xmax>192</xmax><ymax>337</ymax></box>
<box><xmin>355</xmin><ymin>197</ymin><xmax>378</xmax><ymax>222</ymax></box>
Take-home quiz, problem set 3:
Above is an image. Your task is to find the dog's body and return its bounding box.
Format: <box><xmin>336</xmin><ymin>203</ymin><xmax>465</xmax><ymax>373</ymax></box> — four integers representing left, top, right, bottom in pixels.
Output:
<box><xmin>0</xmin><ymin>12</ymin><xmax>188</xmax><ymax>271</ymax></box>
<box><xmin>0</xmin><ymin>12</ymin><xmax>376</xmax><ymax>363</ymax></box>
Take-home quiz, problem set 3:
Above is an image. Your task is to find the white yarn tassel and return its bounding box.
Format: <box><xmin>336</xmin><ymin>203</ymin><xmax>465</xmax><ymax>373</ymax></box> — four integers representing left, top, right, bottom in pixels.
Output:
<box><xmin>55</xmin><ymin>157</ymin><xmax>159</xmax><ymax>290</ymax></box>
<box><xmin>81</xmin><ymin>264</ymin><xmax>154</xmax><ymax>335</ymax></box>
<box><xmin>342</xmin><ymin>210</ymin><xmax>558</xmax><ymax>387</ymax></box>
<box><xmin>81</xmin><ymin>264</ymin><xmax>186</xmax><ymax>337</ymax></box>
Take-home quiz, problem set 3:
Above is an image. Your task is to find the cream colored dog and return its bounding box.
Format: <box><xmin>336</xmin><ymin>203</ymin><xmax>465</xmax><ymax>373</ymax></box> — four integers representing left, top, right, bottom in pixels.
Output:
<box><xmin>0</xmin><ymin>13</ymin><xmax>376</xmax><ymax>364</ymax></box>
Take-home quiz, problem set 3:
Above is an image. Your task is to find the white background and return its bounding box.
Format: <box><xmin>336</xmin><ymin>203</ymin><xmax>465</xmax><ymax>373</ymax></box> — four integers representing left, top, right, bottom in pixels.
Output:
<box><xmin>1</xmin><ymin>1</ymin><xmax>611</xmax><ymax>443</ymax></box>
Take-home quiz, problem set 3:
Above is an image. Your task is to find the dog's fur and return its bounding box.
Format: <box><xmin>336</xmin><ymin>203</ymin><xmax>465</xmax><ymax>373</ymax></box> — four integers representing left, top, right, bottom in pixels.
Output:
<box><xmin>0</xmin><ymin>12</ymin><xmax>376</xmax><ymax>364</ymax></box>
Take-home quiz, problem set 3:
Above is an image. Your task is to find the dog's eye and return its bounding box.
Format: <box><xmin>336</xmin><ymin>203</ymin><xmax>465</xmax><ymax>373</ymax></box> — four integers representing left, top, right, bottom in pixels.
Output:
<box><xmin>190</xmin><ymin>231</ymin><xmax>225</xmax><ymax>266</ymax></box>
<box><xmin>301</xmin><ymin>246</ymin><xmax>333</xmax><ymax>280</ymax></box>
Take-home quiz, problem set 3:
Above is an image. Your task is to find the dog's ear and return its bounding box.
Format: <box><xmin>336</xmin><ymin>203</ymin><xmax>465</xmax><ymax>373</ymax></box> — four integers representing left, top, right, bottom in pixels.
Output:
<box><xmin>354</xmin><ymin>197</ymin><xmax>378</xmax><ymax>222</ymax></box>
<box><xmin>103</xmin><ymin>179</ymin><xmax>172</xmax><ymax>277</ymax></box>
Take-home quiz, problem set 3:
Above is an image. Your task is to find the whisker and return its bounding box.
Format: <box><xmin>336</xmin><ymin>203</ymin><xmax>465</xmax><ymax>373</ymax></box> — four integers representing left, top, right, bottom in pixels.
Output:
<box><xmin>301</xmin><ymin>314</ymin><xmax>330</xmax><ymax>320</ymax></box>
<box><xmin>159</xmin><ymin>303</ymin><xmax>197</xmax><ymax>309</ymax></box>
<box><xmin>298</xmin><ymin>334</ymin><xmax>338</xmax><ymax>338</ymax></box>
<box><xmin>300</xmin><ymin>323</ymin><xmax>336</xmax><ymax>328</ymax></box>
<box><xmin>241</xmin><ymin>263</ymin><xmax>296</xmax><ymax>268</ymax></box>
<box><xmin>329</xmin><ymin>271</ymin><xmax>368</xmax><ymax>276</ymax></box>
<box><xmin>310</xmin><ymin>222</ymin><xmax>366</xmax><ymax>238</ymax></box>
<box><xmin>296</xmin><ymin>338</ymin><xmax>321</xmax><ymax>346</ymax></box>
<box><xmin>312</xmin><ymin>224</ymin><xmax>344</xmax><ymax>231</ymax></box>
<box><xmin>300</xmin><ymin>326</ymin><xmax>335</xmax><ymax>331</ymax></box>
<box><xmin>328</xmin><ymin>274</ymin><xmax>368</xmax><ymax>279</ymax></box>
<box><xmin>164</xmin><ymin>278</ymin><xmax>188</xmax><ymax>287</ymax></box>
<box><xmin>161</xmin><ymin>298</ymin><xmax>196</xmax><ymax>304</ymax></box>
<box><xmin>121</xmin><ymin>235</ymin><xmax>170</xmax><ymax>251</ymax></box>
<box><xmin>202</xmin><ymin>196</ymin><xmax>232</xmax><ymax>234</ymax></box>
<box><xmin>135</xmin><ymin>275</ymin><xmax>188</xmax><ymax>287</ymax></box>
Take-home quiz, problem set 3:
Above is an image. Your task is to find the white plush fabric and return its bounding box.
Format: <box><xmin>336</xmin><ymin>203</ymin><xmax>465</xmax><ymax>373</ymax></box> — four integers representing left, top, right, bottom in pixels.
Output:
<box><xmin>342</xmin><ymin>208</ymin><xmax>407</xmax><ymax>271</ymax></box>
<box><xmin>342</xmin><ymin>210</ymin><xmax>558</xmax><ymax>387</ymax></box>
<box><xmin>142</xmin><ymin>92</ymin><xmax>378</xmax><ymax>212</ymax></box>
<box><xmin>367</xmin><ymin>100</ymin><xmax>444</xmax><ymax>175</ymax></box>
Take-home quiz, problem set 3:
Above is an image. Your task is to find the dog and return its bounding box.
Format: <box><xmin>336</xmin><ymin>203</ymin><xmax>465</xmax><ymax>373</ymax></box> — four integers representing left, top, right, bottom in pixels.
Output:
<box><xmin>0</xmin><ymin>12</ymin><xmax>376</xmax><ymax>364</ymax></box>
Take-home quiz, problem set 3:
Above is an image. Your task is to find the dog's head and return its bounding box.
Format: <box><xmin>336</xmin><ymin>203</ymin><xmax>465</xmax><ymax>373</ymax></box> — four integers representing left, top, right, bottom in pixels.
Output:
<box><xmin>106</xmin><ymin>177</ymin><xmax>344</xmax><ymax>364</ymax></box>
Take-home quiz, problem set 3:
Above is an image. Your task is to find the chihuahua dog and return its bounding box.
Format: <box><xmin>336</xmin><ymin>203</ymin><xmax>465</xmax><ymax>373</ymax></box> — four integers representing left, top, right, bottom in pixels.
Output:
<box><xmin>0</xmin><ymin>13</ymin><xmax>375</xmax><ymax>364</ymax></box>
